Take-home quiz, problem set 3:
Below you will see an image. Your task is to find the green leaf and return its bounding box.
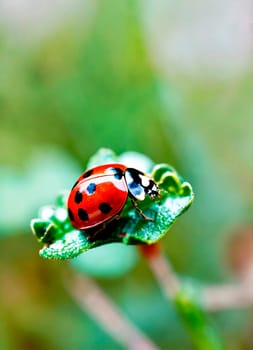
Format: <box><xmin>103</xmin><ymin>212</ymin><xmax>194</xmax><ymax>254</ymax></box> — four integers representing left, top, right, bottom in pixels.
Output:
<box><xmin>31</xmin><ymin>219</ymin><xmax>57</xmax><ymax>243</ymax></box>
<box><xmin>174</xmin><ymin>283</ymin><xmax>225</xmax><ymax>350</ymax></box>
<box><xmin>31</xmin><ymin>149</ymin><xmax>194</xmax><ymax>259</ymax></box>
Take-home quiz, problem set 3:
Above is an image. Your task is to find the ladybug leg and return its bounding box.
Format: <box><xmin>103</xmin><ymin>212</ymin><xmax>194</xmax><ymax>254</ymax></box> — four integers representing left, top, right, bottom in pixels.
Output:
<box><xmin>131</xmin><ymin>199</ymin><xmax>153</xmax><ymax>221</ymax></box>
<box><xmin>151</xmin><ymin>192</ymin><xmax>161</xmax><ymax>201</ymax></box>
<box><xmin>85</xmin><ymin>222</ymin><xmax>108</xmax><ymax>240</ymax></box>
<box><xmin>85</xmin><ymin>215</ymin><xmax>122</xmax><ymax>240</ymax></box>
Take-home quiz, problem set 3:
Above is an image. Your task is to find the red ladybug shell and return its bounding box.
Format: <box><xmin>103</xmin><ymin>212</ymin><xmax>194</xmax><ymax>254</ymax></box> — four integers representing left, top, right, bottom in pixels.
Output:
<box><xmin>67</xmin><ymin>164</ymin><xmax>128</xmax><ymax>230</ymax></box>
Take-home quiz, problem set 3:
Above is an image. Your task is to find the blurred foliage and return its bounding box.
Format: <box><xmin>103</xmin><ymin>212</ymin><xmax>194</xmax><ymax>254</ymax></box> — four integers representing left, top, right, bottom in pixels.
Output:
<box><xmin>0</xmin><ymin>0</ymin><xmax>252</xmax><ymax>349</ymax></box>
<box><xmin>0</xmin><ymin>148</ymin><xmax>80</xmax><ymax>235</ymax></box>
<box><xmin>0</xmin><ymin>1</ymin><xmax>172</xmax><ymax>166</ymax></box>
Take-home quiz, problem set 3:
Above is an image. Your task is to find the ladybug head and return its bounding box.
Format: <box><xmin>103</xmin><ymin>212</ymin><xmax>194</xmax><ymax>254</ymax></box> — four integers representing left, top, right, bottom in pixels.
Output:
<box><xmin>125</xmin><ymin>168</ymin><xmax>159</xmax><ymax>201</ymax></box>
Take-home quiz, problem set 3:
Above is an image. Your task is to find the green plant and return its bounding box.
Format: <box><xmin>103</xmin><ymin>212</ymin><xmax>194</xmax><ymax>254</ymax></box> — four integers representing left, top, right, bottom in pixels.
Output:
<box><xmin>31</xmin><ymin>148</ymin><xmax>193</xmax><ymax>259</ymax></box>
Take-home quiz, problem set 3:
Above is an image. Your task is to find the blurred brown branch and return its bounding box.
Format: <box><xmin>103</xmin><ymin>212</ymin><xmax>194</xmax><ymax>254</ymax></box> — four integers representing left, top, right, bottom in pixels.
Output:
<box><xmin>64</xmin><ymin>272</ymin><xmax>159</xmax><ymax>350</ymax></box>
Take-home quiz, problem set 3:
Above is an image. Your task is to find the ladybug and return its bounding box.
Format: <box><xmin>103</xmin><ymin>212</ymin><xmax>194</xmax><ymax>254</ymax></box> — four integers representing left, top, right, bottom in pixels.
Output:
<box><xmin>67</xmin><ymin>163</ymin><xmax>159</xmax><ymax>230</ymax></box>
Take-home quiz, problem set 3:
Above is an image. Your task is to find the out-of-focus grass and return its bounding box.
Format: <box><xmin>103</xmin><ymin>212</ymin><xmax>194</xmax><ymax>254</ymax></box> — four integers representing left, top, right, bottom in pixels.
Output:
<box><xmin>0</xmin><ymin>1</ymin><xmax>173</xmax><ymax>167</ymax></box>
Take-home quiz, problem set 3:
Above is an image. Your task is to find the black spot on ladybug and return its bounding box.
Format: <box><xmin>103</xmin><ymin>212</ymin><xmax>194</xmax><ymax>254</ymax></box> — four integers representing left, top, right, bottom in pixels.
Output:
<box><xmin>75</xmin><ymin>191</ymin><xmax>83</xmax><ymax>204</ymax></box>
<box><xmin>99</xmin><ymin>202</ymin><xmax>112</xmax><ymax>214</ymax></box>
<box><xmin>71</xmin><ymin>180</ymin><xmax>78</xmax><ymax>190</ymax></box>
<box><xmin>83</xmin><ymin>169</ymin><xmax>93</xmax><ymax>178</ymax></box>
<box><xmin>86</xmin><ymin>182</ymin><xmax>96</xmax><ymax>194</ymax></box>
<box><xmin>68</xmin><ymin>208</ymin><xmax>74</xmax><ymax>221</ymax></box>
<box><xmin>78</xmin><ymin>208</ymin><xmax>89</xmax><ymax>221</ymax></box>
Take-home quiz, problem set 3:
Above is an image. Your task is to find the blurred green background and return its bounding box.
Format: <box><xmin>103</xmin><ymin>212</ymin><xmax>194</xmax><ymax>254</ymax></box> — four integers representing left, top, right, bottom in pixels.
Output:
<box><xmin>0</xmin><ymin>1</ymin><xmax>252</xmax><ymax>349</ymax></box>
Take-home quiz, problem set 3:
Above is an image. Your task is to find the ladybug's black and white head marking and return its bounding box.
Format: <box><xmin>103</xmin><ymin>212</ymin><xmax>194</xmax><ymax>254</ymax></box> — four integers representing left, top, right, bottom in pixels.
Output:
<box><xmin>124</xmin><ymin>168</ymin><xmax>159</xmax><ymax>201</ymax></box>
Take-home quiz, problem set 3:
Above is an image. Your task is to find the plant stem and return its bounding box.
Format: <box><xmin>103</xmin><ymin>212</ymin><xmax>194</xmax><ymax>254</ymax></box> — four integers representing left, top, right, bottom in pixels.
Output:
<box><xmin>139</xmin><ymin>244</ymin><xmax>180</xmax><ymax>298</ymax></box>
<box><xmin>139</xmin><ymin>244</ymin><xmax>225</xmax><ymax>350</ymax></box>
<box><xmin>64</xmin><ymin>272</ymin><xmax>159</xmax><ymax>350</ymax></box>
<box><xmin>203</xmin><ymin>261</ymin><xmax>253</xmax><ymax>311</ymax></box>
<box><xmin>203</xmin><ymin>281</ymin><xmax>253</xmax><ymax>311</ymax></box>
